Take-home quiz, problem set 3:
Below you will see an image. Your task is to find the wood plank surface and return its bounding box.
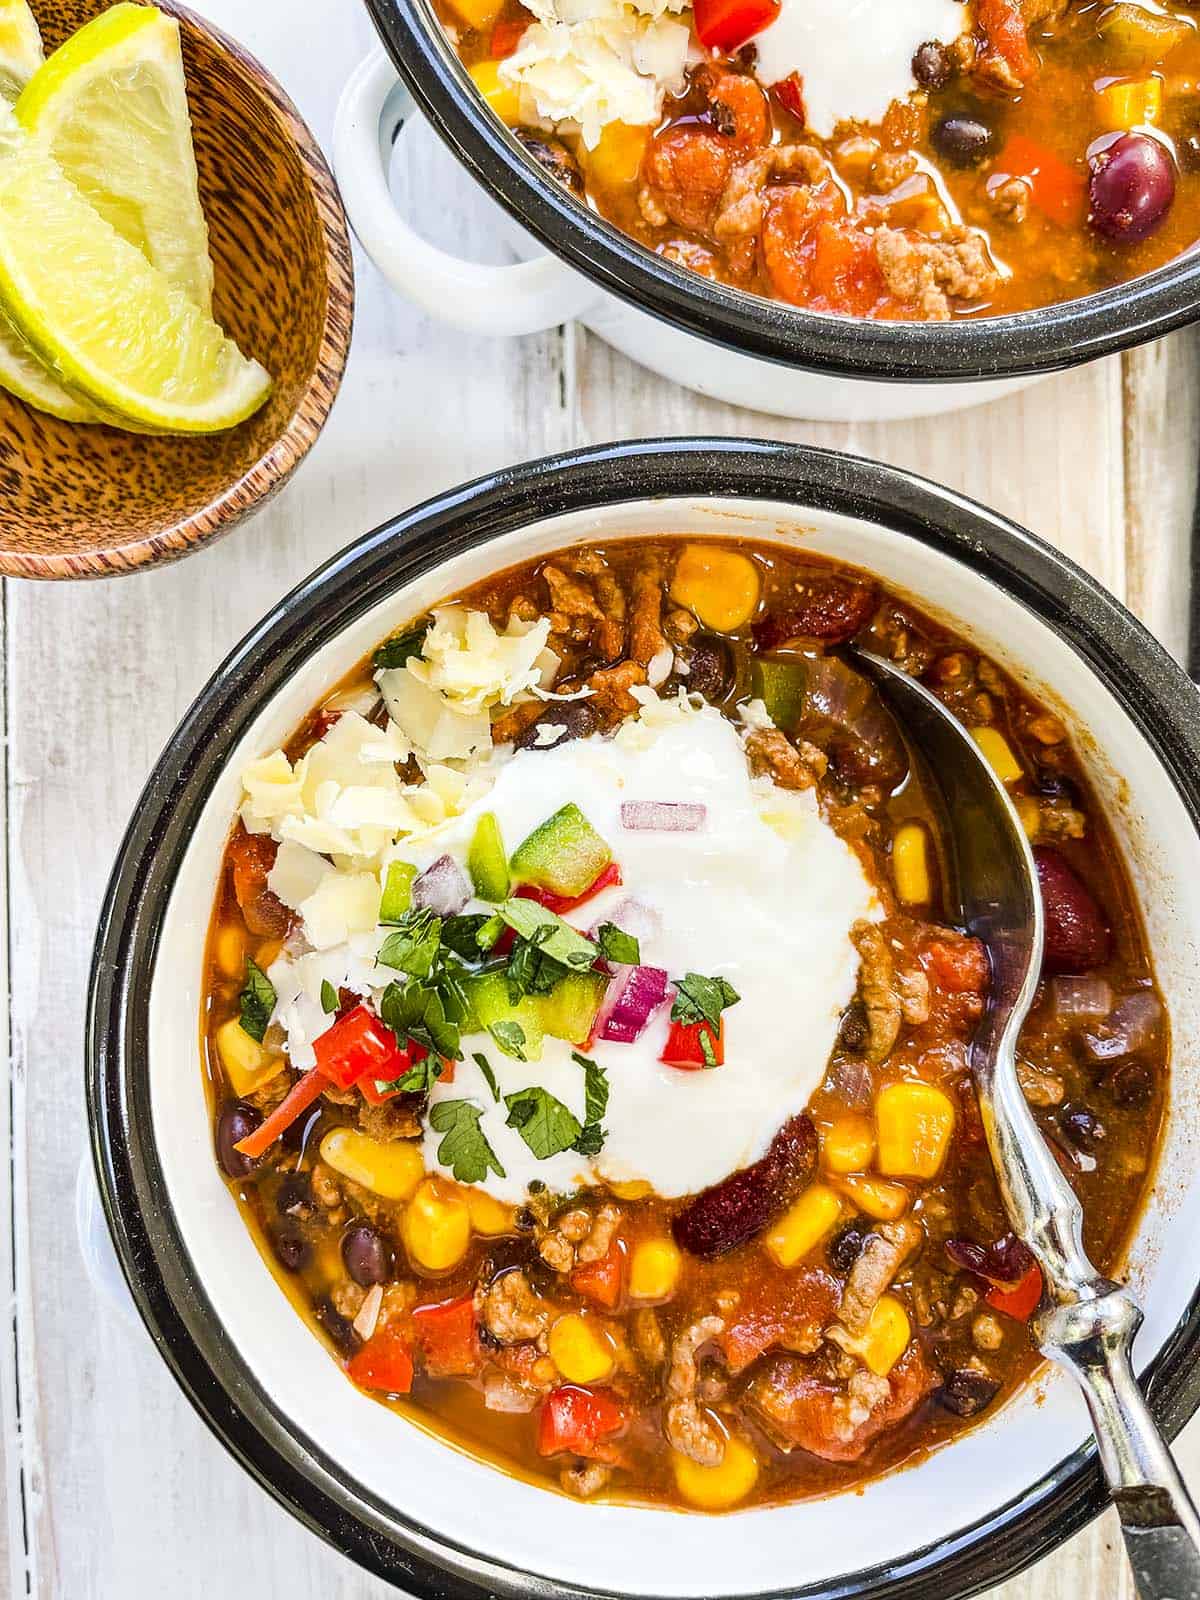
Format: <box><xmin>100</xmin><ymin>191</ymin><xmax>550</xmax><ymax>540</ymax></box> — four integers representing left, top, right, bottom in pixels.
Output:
<box><xmin>0</xmin><ymin>0</ymin><xmax>1196</xmax><ymax>1593</ymax></box>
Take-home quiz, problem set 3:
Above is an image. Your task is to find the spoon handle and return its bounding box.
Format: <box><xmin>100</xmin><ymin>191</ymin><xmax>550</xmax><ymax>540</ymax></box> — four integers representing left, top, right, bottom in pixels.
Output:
<box><xmin>1042</xmin><ymin>1288</ymin><xmax>1200</xmax><ymax>1600</ymax></box>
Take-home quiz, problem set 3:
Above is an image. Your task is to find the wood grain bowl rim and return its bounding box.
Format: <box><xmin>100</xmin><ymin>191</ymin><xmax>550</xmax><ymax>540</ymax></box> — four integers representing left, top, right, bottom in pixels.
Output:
<box><xmin>2</xmin><ymin>0</ymin><xmax>356</xmax><ymax>583</ymax></box>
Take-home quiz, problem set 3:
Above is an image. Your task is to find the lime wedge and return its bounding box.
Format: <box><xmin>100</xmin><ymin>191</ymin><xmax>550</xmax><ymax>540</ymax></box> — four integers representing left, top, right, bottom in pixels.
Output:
<box><xmin>16</xmin><ymin>2</ymin><xmax>213</xmax><ymax>311</ymax></box>
<box><xmin>0</xmin><ymin>103</ymin><xmax>270</xmax><ymax>432</ymax></box>
<box><xmin>0</xmin><ymin>0</ymin><xmax>41</xmax><ymax>102</ymax></box>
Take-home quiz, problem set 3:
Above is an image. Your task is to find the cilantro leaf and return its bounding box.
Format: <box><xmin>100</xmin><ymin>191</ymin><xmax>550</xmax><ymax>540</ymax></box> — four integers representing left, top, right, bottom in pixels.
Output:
<box><xmin>570</xmin><ymin>1051</ymin><xmax>608</xmax><ymax>1156</ymax></box>
<box><xmin>373</xmin><ymin>620</ymin><xmax>429</xmax><ymax>671</ymax></box>
<box><xmin>670</xmin><ymin>972</ymin><xmax>741</xmax><ymax>1029</ymax></box>
<box><xmin>504</xmin><ymin>1086</ymin><xmax>582</xmax><ymax>1160</ymax></box>
<box><xmin>596</xmin><ymin>923</ymin><xmax>641</xmax><ymax>966</ymax></box>
<box><xmin>473</xmin><ymin>1051</ymin><xmax>501</xmax><ymax>1102</ymax></box>
<box><xmin>238</xmin><ymin>958</ymin><xmax>276</xmax><ymax>1043</ymax></box>
<box><xmin>488</xmin><ymin>1020</ymin><xmax>529</xmax><ymax>1062</ymax></box>
<box><xmin>376</xmin><ymin>1052</ymin><xmax>443</xmax><ymax>1096</ymax></box>
<box><xmin>497</xmin><ymin>898</ymin><xmax>598</xmax><ymax>971</ymax></box>
<box><xmin>378</xmin><ymin>908</ymin><xmax>442</xmax><ymax>980</ymax></box>
<box><xmin>441</xmin><ymin>914</ymin><xmax>492</xmax><ymax>962</ymax></box>
<box><xmin>571</xmin><ymin>1122</ymin><xmax>606</xmax><ymax>1157</ymax></box>
<box><xmin>506</xmin><ymin>935</ymin><xmax>569</xmax><ymax>1004</ymax></box>
<box><xmin>379</xmin><ymin>978</ymin><xmax>462</xmax><ymax>1061</ymax></box>
<box><xmin>429</xmin><ymin>1099</ymin><xmax>505</xmax><ymax>1183</ymax></box>
<box><xmin>319</xmin><ymin>978</ymin><xmax>339</xmax><ymax>1016</ymax></box>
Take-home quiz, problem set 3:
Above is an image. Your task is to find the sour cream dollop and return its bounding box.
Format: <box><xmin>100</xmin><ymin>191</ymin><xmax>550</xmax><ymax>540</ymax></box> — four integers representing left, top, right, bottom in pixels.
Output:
<box><xmin>400</xmin><ymin>702</ymin><xmax>880</xmax><ymax>1204</ymax></box>
<box><xmin>752</xmin><ymin>0</ymin><xmax>968</xmax><ymax>139</ymax></box>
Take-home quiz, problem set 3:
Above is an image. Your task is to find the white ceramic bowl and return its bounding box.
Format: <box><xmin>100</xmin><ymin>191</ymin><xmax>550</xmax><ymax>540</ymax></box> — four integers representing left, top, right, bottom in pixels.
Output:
<box><xmin>88</xmin><ymin>440</ymin><xmax>1200</xmax><ymax>1599</ymax></box>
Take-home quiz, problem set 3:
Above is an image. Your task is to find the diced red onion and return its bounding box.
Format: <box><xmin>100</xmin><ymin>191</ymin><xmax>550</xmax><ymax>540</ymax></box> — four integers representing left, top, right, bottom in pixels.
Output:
<box><xmin>620</xmin><ymin>801</ymin><xmax>706</xmax><ymax>832</ymax></box>
<box><xmin>1050</xmin><ymin>975</ymin><xmax>1113</xmax><ymax>1021</ymax></box>
<box><xmin>412</xmin><ymin>854</ymin><xmax>470</xmax><ymax>917</ymax></box>
<box><xmin>1083</xmin><ymin>990</ymin><xmax>1161</xmax><ymax>1062</ymax></box>
<box><xmin>590</xmin><ymin>896</ymin><xmax>661</xmax><ymax>948</ymax></box>
<box><xmin>594</xmin><ymin>964</ymin><xmax>669</xmax><ymax>1044</ymax></box>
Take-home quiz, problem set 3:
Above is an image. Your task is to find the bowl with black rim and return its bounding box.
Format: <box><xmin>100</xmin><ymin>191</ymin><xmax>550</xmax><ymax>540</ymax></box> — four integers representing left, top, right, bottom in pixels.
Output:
<box><xmin>88</xmin><ymin>438</ymin><xmax>1200</xmax><ymax>1597</ymax></box>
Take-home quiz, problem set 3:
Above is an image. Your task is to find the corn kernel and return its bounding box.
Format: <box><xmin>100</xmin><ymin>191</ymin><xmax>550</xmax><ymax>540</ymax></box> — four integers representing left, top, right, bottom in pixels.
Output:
<box><xmin>670</xmin><ymin>545</ymin><xmax>761</xmax><ymax>633</ymax></box>
<box><xmin>467</xmin><ymin>1187</ymin><xmax>516</xmax><ymax>1236</ymax></box>
<box><xmin>764</xmin><ymin>1183</ymin><xmax>843</xmax><ymax>1268</ymax></box>
<box><xmin>586</xmin><ymin>122</ymin><xmax>651</xmax><ymax>190</ymax></box>
<box><xmin>608</xmin><ymin>1178</ymin><xmax>653</xmax><ymax>1200</ymax></box>
<box><xmin>548</xmin><ymin>1312</ymin><xmax>615</xmax><ymax>1384</ymax></box>
<box><xmin>833</xmin><ymin>1173</ymin><xmax>910</xmax><ymax>1221</ymax></box>
<box><xmin>255</xmin><ymin>939</ymin><xmax>283</xmax><ymax>971</ymax></box>
<box><xmin>629</xmin><ymin>1238</ymin><xmax>682</xmax><ymax>1300</ymax></box>
<box><xmin>822</xmin><ymin>1116</ymin><xmax>875</xmax><ymax>1176</ymax></box>
<box><xmin>1096</xmin><ymin>76</ymin><xmax>1162</xmax><ymax>129</ymax></box>
<box><xmin>468</xmin><ymin>60</ymin><xmax>520</xmax><ymax>125</ymax></box>
<box><xmin>875</xmin><ymin>1081</ymin><xmax>956</xmax><ymax>1179</ymax></box>
<box><xmin>320</xmin><ymin>1128</ymin><xmax>425</xmax><ymax>1202</ymax></box>
<box><xmin>214</xmin><ymin>1016</ymin><xmax>284</xmax><ymax>1099</ymax></box>
<box><xmin>892</xmin><ymin>822</ymin><xmax>931</xmax><ymax>906</ymax></box>
<box><xmin>448</xmin><ymin>0</ymin><xmax>502</xmax><ymax>29</ymax></box>
<box><xmin>403</xmin><ymin>1178</ymin><xmax>473</xmax><ymax>1273</ymax></box>
<box><xmin>971</xmin><ymin>726</ymin><xmax>1022</xmax><ymax>785</ymax></box>
<box><xmin>829</xmin><ymin>1295</ymin><xmax>911</xmax><ymax>1377</ymax></box>
<box><xmin>672</xmin><ymin>1433</ymin><xmax>760</xmax><ymax>1510</ymax></box>
<box><xmin>1015</xmin><ymin>795</ymin><xmax>1041</xmax><ymax>842</ymax></box>
<box><xmin>214</xmin><ymin>925</ymin><xmax>245</xmax><ymax>980</ymax></box>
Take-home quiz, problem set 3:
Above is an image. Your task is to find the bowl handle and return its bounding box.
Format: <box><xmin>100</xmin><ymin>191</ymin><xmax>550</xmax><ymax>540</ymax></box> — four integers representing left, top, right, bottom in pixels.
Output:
<box><xmin>334</xmin><ymin>51</ymin><xmax>600</xmax><ymax>336</ymax></box>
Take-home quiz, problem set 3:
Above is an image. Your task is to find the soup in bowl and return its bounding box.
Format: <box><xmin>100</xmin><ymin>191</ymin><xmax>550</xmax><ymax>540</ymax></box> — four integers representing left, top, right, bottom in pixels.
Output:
<box><xmin>88</xmin><ymin>441</ymin><xmax>1200</xmax><ymax>1598</ymax></box>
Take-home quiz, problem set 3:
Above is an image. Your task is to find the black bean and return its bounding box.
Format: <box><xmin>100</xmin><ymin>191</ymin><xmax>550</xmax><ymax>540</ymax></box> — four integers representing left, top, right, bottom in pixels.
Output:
<box><xmin>514</xmin><ymin>130</ymin><xmax>584</xmax><ymax>194</ymax></box>
<box><xmin>828</xmin><ymin>1222</ymin><xmax>870</xmax><ymax>1273</ymax></box>
<box><xmin>315</xmin><ymin>1299</ymin><xmax>360</xmax><ymax>1357</ymax></box>
<box><xmin>216</xmin><ymin>1102</ymin><xmax>261</xmax><ymax>1181</ymax></box>
<box><xmin>939</xmin><ymin>1368</ymin><xmax>1001</xmax><ymax>1417</ymax></box>
<box><xmin>280</xmin><ymin>1104</ymin><xmax>323</xmax><ymax>1157</ymax></box>
<box><xmin>931</xmin><ymin>115</ymin><xmax>994</xmax><ymax>167</ymax></box>
<box><xmin>672</xmin><ymin>635</ymin><xmax>734</xmax><ymax>703</ymax></box>
<box><xmin>1060</xmin><ymin>1103</ymin><xmax>1105</xmax><ymax>1153</ymax></box>
<box><xmin>342</xmin><ymin>1223</ymin><xmax>391</xmax><ymax>1287</ymax></box>
<box><xmin>274</xmin><ymin>1231</ymin><xmax>311</xmax><ymax>1273</ymax></box>
<box><xmin>1108</xmin><ymin>1060</ymin><xmax>1155</xmax><ymax>1109</ymax></box>
<box><xmin>1034</xmin><ymin>767</ymin><xmax>1080</xmax><ymax>804</ymax></box>
<box><xmin>515</xmin><ymin>699</ymin><xmax>600</xmax><ymax>753</ymax></box>
<box><xmin>912</xmin><ymin>40</ymin><xmax>952</xmax><ymax>89</ymax></box>
<box><xmin>275</xmin><ymin>1171</ymin><xmax>312</xmax><ymax>1216</ymax></box>
<box><xmin>838</xmin><ymin>1003</ymin><xmax>870</xmax><ymax>1055</ymax></box>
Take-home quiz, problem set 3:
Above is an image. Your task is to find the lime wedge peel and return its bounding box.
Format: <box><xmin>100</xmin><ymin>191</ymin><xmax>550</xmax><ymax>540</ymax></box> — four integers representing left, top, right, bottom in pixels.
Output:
<box><xmin>0</xmin><ymin>102</ymin><xmax>271</xmax><ymax>434</ymax></box>
<box><xmin>0</xmin><ymin>310</ymin><xmax>102</xmax><ymax>423</ymax></box>
<box><xmin>17</xmin><ymin>1</ymin><xmax>214</xmax><ymax>312</ymax></box>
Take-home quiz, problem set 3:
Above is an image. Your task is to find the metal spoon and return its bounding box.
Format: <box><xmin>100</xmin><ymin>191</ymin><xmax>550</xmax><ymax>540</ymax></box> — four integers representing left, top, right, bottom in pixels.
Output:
<box><xmin>853</xmin><ymin>647</ymin><xmax>1200</xmax><ymax>1600</ymax></box>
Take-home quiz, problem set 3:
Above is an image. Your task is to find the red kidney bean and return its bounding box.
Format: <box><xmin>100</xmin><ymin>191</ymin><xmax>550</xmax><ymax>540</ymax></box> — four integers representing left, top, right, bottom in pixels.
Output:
<box><xmin>1089</xmin><ymin>132</ymin><xmax>1175</xmax><ymax>243</ymax></box>
<box><xmin>672</xmin><ymin>1114</ymin><xmax>817</xmax><ymax>1259</ymax></box>
<box><xmin>1034</xmin><ymin>847</ymin><xmax>1112</xmax><ymax>974</ymax></box>
<box><xmin>752</xmin><ymin>578</ymin><xmax>877</xmax><ymax>649</ymax></box>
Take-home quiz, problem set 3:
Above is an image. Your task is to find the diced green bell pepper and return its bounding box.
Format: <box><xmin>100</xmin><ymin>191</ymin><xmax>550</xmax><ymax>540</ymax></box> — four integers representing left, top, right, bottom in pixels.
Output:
<box><xmin>467</xmin><ymin>812</ymin><xmax>510</xmax><ymax>901</ymax></box>
<box><xmin>379</xmin><ymin>860</ymin><xmax>417</xmax><ymax>923</ymax></box>
<box><xmin>538</xmin><ymin>970</ymin><xmax>609</xmax><ymax>1045</ymax></box>
<box><xmin>751</xmin><ymin>657</ymin><xmax>807</xmax><ymax>731</ymax></box>
<box><xmin>509</xmin><ymin>803</ymin><xmax>612</xmax><ymax>898</ymax></box>
<box><xmin>463</xmin><ymin>970</ymin><xmax>546</xmax><ymax>1060</ymax></box>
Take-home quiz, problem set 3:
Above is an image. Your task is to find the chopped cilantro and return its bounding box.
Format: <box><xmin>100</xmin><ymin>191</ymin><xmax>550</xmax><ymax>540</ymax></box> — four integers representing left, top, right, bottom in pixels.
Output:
<box><xmin>571</xmin><ymin>1122</ymin><xmax>606</xmax><ymax>1158</ymax></box>
<box><xmin>497</xmin><ymin>898</ymin><xmax>598</xmax><ymax>971</ymax></box>
<box><xmin>505</xmin><ymin>935</ymin><xmax>569</xmax><ymax>1004</ymax></box>
<box><xmin>379</xmin><ymin>861</ymin><xmax>417</xmax><ymax>924</ymax></box>
<box><xmin>488</xmin><ymin>1019</ymin><xmax>529</xmax><ymax>1061</ymax></box>
<box><xmin>504</xmin><ymin>1085</ymin><xmax>582</xmax><ymax>1161</ymax></box>
<box><xmin>571</xmin><ymin>1051</ymin><xmax>608</xmax><ymax>1157</ymax></box>
<box><xmin>319</xmin><ymin>979</ymin><xmax>339</xmax><ymax>1015</ymax></box>
<box><xmin>380</xmin><ymin>977</ymin><xmax>463</xmax><ymax>1061</ymax></box>
<box><xmin>441</xmin><ymin>913</ymin><xmax>493</xmax><ymax>962</ymax></box>
<box><xmin>670</xmin><ymin>972</ymin><xmax>741</xmax><ymax>1030</ymax></box>
<box><xmin>429</xmin><ymin>1100</ymin><xmax>505</xmax><ymax>1183</ymax></box>
<box><xmin>473</xmin><ymin>1051</ymin><xmax>501</xmax><ymax>1102</ymax></box>
<box><xmin>699</xmin><ymin>1027</ymin><xmax>719</xmax><ymax>1069</ymax></box>
<box><xmin>596</xmin><ymin>922</ymin><xmax>641</xmax><ymax>966</ymax></box>
<box><xmin>376</xmin><ymin>1052</ymin><xmax>443</xmax><ymax>1096</ymax></box>
<box><xmin>378</xmin><ymin>907</ymin><xmax>442</xmax><ymax>980</ymax></box>
<box><xmin>476</xmin><ymin>913</ymin><xmax>504</xmax><ymax>951</ymax></box>
<box><xmin>373</xmin><ymin>620</ymin><xmax>429</xmax><ymax>671</ymax></box>
<box><xmin>238</xmin><ymin>959</ymin><xmax>276</xmax><ymax>1043</ymax></box>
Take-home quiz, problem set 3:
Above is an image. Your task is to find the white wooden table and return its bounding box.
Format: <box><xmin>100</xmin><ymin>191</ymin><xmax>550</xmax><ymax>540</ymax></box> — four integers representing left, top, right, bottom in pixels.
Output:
<box><xmin>1</xmin><ymin>1</ymin><xmax>1198</xmax><ymax>1593</ymax></box>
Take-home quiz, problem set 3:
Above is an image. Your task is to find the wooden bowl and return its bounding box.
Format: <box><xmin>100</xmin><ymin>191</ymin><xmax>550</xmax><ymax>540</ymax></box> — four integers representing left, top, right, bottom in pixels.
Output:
<box><xmin>0</xmin><ymin>0</ymin><xmax>354</xmax><ymax>579</ymax></box>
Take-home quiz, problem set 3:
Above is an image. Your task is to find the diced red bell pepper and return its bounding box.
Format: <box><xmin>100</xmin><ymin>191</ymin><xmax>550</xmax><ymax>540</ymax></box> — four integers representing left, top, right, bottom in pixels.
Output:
<box><xmin>772</xmin><ymin>72</ymin><xmax>806</xmax><ymax>125</ymax></box>
<box><xmin>986</xmin><ymin>1262</ymin><xmax>1044</xmax><ymax>1321</ymax></box>
<box><xmin>992</xmin><ymin>134</ymin><xmax>1085</xmax><ymax>226</ymax></box>
<box><xmin>411</xmin><ymin>1294</ymin><xmax>481</xmax><ymax>1377</ymax></box>
<box><xmin>692</xmin><ymin>0</ymin><xmax>779</xmax><ymax>52</ymax></box>
<box><xmin>490</xmin><ymin>8</ymin><xmax>531</xmax><ymax>56</ymax></box>
<box><xmin>977</xmin><ymin>0</ymin><xmax>1036</xmax><ymax>80</ymax></box>
<box><xmin>347</xmin><ymin>1323</ymin><xmax>415</xmax><ymax>1394</ymax></box>
<box><xmin>234</xmin><ymin>1065</ymin><xmax>327</xmax><ymax>1160</ymax></box>
<box><xmin>359</xmin><ymin>1041</ymin><xmax>431</xmax><ymax>1105</ymax></box>
<box><xmin>570</xmin><ymin>1238</ymin><xmax>624</xmax><ymax>1309</ymax></box>
<box><xmin>515</xmin><ymin>861</ymin><xmax>623</xmax><ymax>917</ymax></box>
<box><xmin>313</xmin><ymin>1004</ymin><xmax>407</xmax><ymax>1090</ymax></box>
<box><xmin>536</xmin><ymin>1385</ymin><xmax>625</xmax><ymax>1459</ymax></box>
<box><xmin>661</xmin><ymin>1016</ymin><xmax>724</xmax><ymax>1070</ymax></box>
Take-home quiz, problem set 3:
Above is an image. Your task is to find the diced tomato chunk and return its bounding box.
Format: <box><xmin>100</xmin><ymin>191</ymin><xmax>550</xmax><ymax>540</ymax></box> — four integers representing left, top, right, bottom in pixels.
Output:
<box><xmin>923</xmin><ymin>936</ymin><xmax>990</xmax><ymax>996</ymax></box>
<box><xmin>977</xmin><ymin>0</ymin><xmax>1036</xmax><ymax>79</ymax></box>
<box><xmin>314</xmin><ymin>1004</ymin><xmax>409</xmax><ymax>1091</ymax></box>
<box><xmin>570</xmin><ymin>1238</ymin><xmax>625</xmax><ymax>1309</ymax></box>
<box><xmin>227</xmin><ymin>828</ymin><xmax>291</xmax><ymax>938</ymax></box>
<box><xmin>412</xmin><ymin>1295</ymin><xmax>481</xmax><ymax>1377</ymax></box>
<box><xmin>347</xmin><ymin>1324</ymin><xmax>414</xmax><ymax>1395</ymax></box>
<box><xmin>490</xmin><ymin>7</ymin><xmax>531</xmax><ymax>56</ymax></box>
<box><xmin>991</xmin><ymin>134</ymin><xmax>1086</xmax><ymax>226</ymax></box>
<box><xmin>986</xmin><ymin>1262</ymin><xmax>1044</xmax><ymax>1321</ymax></box>
<box><xmin>537</xmin><ymin>1385</ymin><xmax>625</xmax><ymax>1459</ymax></box>
<box><xmin>692</xmin><ymin>0</ymin><xmax>779</xmax><ymax>50</ymax></box>
<box><xmin>808</xmin><ymin>219</ymin><xmax>891</xmax><ymax>318</ymax></box>
<box><xmin>661</xmin><ymin>1016</ymin><xmax>723</xmax><ymax>1070</ymax></box>
<box><xmin>772</xmin><ymin>72</ymin><xmax>806</xmax><ymax>124</ymax></box>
